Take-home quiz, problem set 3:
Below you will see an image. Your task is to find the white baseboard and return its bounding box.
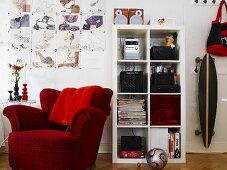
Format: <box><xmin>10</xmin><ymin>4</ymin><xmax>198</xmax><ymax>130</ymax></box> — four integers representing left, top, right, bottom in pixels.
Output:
<box><xmin>0</xmin><ymin>146</ymin><xmax>8</xmax><ymax>153</ymax></box>
<box><xmin>186</xmin><ymin>142</ymin><xmax>227</xmax><ymax>153</ymax></box>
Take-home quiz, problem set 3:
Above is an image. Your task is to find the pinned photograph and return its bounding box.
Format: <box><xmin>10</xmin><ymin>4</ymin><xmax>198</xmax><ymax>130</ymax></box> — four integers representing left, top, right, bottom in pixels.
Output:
<box><xmin>32</xmin><ymin>0</ymin><xmax>56</xmax><ymax>14</ymax></box>
<box><xmin>56</xmin><ymin>31</ymin><xmax>80</xmax><ymax>51</ymax></box>
<box><xmin>81</xmin><ymin>0</ymin><xmax>105</xmax><ymax>13</ymax></box>
<box><xmin>10</xmin><ymin>13</ymin><xmax>30</xmax><ymax>29</ymax></box>
<box><xmin>31</xmin><ymin>49</ymin><xmax>56</xmax><ymax>68</ymax></box>
<box><xmin>32</xmin><ymin>31</ymin><xmax>56</xmax><ymax>50</ymax></box>
<box><xmin>10</xmin><ymin>30</ymin><xmax>31</xmax><ymax>50</ymax></box>
<box><xmin>56</xmin><ymin>50</ymin><xmax>80</xmax><ymax>68</ymax></box>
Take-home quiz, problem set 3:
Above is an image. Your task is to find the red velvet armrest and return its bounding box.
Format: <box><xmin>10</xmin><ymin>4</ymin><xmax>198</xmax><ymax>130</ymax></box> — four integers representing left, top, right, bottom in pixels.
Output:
<box><xmin>69</xmin><ymin>107</ymin><xmax>106</xmax><ymax>137</ymax></box>
<box><xmin>3</xmin><ymin>105</ymin><xmax>62</xmax><ymax>131</ymax></box>
<box><xmin>69</xmin><ymin>107</ymin><xmax>107</xmax><ymax>169</ymax></box>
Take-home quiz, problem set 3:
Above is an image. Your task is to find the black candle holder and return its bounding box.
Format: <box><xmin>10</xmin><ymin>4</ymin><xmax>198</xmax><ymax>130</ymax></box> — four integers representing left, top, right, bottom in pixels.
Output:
<box><xmin>8</xmin><ymin>90</ymin><xmax>13</xmax><ymax>101</ymax></box>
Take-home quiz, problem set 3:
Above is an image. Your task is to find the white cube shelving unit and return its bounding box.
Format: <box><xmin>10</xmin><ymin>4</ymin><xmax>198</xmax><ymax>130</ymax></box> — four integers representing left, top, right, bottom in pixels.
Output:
<box><xmin>112</xmin><ymin>25</ymin><xmax>186</xmax><ymax>164</ymax></box>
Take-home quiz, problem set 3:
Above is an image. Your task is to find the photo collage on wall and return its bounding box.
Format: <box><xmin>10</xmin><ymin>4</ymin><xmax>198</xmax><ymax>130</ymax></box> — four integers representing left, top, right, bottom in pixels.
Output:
<box><xmin>7</xmin><ymin>0</ymin><xmax>106</xmax><ymax>69</ymax></box>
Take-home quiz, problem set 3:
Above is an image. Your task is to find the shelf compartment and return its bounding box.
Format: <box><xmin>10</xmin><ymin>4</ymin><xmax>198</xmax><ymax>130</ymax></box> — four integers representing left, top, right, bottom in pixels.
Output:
<box><xmin>150</xmin><ymin>30</ymin><xmax>180</xmax><ymax>61</ymax></box>
<box><xmin>150</xmin><ymin>95</ymin><xmax>181</xmax><ymax>126</ymax></box>
<box><xmin>117</xmin><ymin>29</ymin><xmax>148</xmax><ymax>60</ymax></box>
<box><xmin>117</xmin><ymin>95</ymin><xmax>148</xmax><ymax>126</ymax></box>
<box><xmin>150</xmin><ymin>127</ymin><xmax>181</xmax><ymax>160</ymax></box>
<box><xmin>117</xmin><ymin>62</ymin><xmax>148</xmax><ymax>93</ymax></box>
<box><xmin>117</xmin><ymin>128</ymin><xmax>148</xmax><ymax>160</ymax></box>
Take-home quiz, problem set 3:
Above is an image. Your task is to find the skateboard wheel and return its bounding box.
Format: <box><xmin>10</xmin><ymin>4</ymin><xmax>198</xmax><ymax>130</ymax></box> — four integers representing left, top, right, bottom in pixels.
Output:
<box><xmin>195</xmin><ymin>130</ymin><xmax>201</xmax><ymax>136</ymax></box>
<box><xmin>195</xmin><ymin>57</ymin><xmax>201</xmax><ymax>63</ymax></box>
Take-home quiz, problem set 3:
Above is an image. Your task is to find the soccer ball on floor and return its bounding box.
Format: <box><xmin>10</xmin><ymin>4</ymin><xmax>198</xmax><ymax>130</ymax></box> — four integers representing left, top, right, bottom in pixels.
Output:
<box><xmin>146</xmin><ymin>148</ymin><xmax>168</xmax><ymax>170</ymax></box>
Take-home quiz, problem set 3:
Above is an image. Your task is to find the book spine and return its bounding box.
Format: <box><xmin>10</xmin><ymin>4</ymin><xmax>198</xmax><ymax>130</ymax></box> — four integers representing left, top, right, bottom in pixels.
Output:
<box><xmin>174</xmin><ymin>132</ymin><xmax>181</xmax><ymax>158</ymax></box>
<box><xmin>169</xmin><ymin>132</ymin><xmax>175</xmax><ymax>158</ymax></box>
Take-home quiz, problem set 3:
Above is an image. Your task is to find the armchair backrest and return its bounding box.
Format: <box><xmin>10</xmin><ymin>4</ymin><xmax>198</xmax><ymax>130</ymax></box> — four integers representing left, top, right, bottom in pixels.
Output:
<box><xmin>40</xmin><ymin>87</ymin><xmax>113</xmax><ymax>116</ymax></box>
<box><xmin>90</xmin><ymin>88</ymin><xmax>113</xmax><ymax>115</ymax></box>
<box><xmin>40</xmin><ymin>88</ymin><xmax>61</xmax><ymax>114</ymax></box>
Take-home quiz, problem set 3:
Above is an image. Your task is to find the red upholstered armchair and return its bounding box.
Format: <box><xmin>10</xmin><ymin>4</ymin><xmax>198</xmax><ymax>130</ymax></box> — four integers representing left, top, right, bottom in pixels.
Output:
<box><xmin>3</xmin><ymin>87</ymin><xmax>113</xmax><ymax>170</ymax></box>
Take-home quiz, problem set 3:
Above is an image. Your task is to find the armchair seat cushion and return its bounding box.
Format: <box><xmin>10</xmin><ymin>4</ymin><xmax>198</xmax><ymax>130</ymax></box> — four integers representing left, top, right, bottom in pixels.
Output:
<box><xmin>8</xmin><ymin>130</ymin><xmax>80</xmax><ymax>170</ymax></box>
<box><xmin>9</xmin><ymin>130</ymin><xmax>79</xmax><ymax>152</ymax></box>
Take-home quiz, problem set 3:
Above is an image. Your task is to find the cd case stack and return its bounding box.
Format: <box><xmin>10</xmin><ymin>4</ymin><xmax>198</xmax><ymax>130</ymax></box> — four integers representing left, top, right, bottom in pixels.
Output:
<box><xmin>117</xmin><ymin>98</ymin><xmax>147</xmax><ymax>125</ymax></box>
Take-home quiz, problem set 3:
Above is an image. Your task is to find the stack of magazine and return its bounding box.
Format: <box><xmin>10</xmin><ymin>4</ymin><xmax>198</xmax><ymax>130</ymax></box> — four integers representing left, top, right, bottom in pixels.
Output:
<box><xmin>118</xmin><ymin>98</ymin><xmax>147</xmax><ymax>125</ymax></box>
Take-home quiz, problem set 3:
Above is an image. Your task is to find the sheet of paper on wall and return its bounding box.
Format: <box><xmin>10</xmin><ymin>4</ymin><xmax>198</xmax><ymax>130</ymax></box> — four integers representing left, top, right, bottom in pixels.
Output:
<box><xmin>81</xmin><ymin>14</ymin><xmax>104</xmax><ymax>31</ymax></box>
<box><xmin>80</xmin><ymin>31</ymin><xmax>105</xmax><ymax>51</ymax></box>
<box><xmin>80</xmin><ymin>51</ymin><xmax>104</xmax><ymax>69</ymax></box>
<box><xmin>8</xmin><ymin>50</ymin><xmax>32</xmax><ymax>69</ymax></box>
<box><xmin>32</xmin><ymin>14</ymin><xmax>56</xmax><ymax>31</ymax></box>
<box><xmin>57</xmin><ymin>31</ymin><xmax>80</xmax><ymax>51</ymax></box>
<box><xmin>57</xmin><ymin>14</ymin><xmax>80</xmax><ymax>32</ymax></box>
<box><xmin>10</xmin><ymin>0</ymin><xmax>32</xmax><ymax>13</ymax></box>
<box><xmin>0</xmin><ymin>10</ymin><xmax>8</xmax><ymax>49</ymax></box>
<box><xmin>0</xmin><ymin>29</ymin><xmax>9</xmax><ymax>50</ymax></box>
<box><xmin>56</xmin><ymin>50</ymin><xmax>80</xmax><ymax>69</ymax></box>
<box><xmin>31</xmin><ymin>49</ymin><xmax>56</xmax><ymax>68</ymax></box>
<box><xmin>56</xmin><ymin>0</ymin><xmax>81</xmax><ymax>14</ymax></box>
<box><xmin>9</xmin><ymin>30</ymin><xmax>31</xmax><ymax>51</ymax></box>
<box><xmin>32</xmin><ymin>0</ymin><xmax>56</xmax><ymax>14</ymax></box>
<box><xmin>10</xmin><ymin>13</ymin><xmax>30</xmax><ymax>29</ymax></box>
<box><xmin>32</xmin><ymin>30</ymin><xmax>56</xmax><ymax>50</ymax></box>
<box><xmin>81</xmin><ymin>0</ymin><xmax>105</xmax><ymax>13</ymax></box>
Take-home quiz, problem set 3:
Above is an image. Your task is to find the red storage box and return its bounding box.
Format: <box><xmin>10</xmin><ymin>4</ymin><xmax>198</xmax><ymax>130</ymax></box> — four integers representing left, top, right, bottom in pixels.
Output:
<box><xmin>150</xmin><ymin>95</ymin><xmax>180</xmax><ymax>125</ymax></box>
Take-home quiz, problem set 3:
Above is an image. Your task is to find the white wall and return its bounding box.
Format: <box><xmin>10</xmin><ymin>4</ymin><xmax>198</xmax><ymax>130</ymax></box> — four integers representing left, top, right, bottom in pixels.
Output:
<box><xmin>184</xmin><ymin>0</ymin><xmax>227</xmax><ymax>152</ymax></box>
<box><xmin>1</xmin><ymin>0</ymin><xmax>227</xmax><ymax>153</ymax></box>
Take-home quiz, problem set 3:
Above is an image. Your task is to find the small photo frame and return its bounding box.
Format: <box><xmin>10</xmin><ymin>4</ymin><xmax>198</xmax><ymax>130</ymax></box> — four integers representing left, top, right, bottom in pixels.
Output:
<box><xmin>148</xmin><ymin>17</ymin><xmax>176</xmax><ymax>26</ymax></box>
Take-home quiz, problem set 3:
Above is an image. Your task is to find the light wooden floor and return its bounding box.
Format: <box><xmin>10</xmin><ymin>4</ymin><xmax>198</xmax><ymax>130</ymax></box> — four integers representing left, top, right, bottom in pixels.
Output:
<box><xmin>1</xmin><ymin>153</ymin><xmax>227</xmax><ymax>170</ymax></box>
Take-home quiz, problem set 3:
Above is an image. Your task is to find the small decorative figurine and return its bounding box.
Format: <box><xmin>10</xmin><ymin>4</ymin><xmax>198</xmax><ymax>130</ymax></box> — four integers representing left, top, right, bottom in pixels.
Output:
<box><xmin>158</xmin><ymin>18</ymin><xmax>165</xmax><ymax>25</ymax></box>
<box><xmin>165</xmin><ymin>35</ymin><xmax>175</xmax><ymax>48</ymax></box>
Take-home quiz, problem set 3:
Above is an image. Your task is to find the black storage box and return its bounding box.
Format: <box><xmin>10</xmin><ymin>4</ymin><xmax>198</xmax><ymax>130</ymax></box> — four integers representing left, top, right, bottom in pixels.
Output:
<box><xmin>151</xmin><ymin>84</ymin><xmax>180</xmax><ymax>93</ymax></box>
<box><xmin>120</xmin><ymin>71</ymin><xmax>144</xmax><ymax>93</ymax></box>
<box><xmin>150</xmin><ymin>46</ymin><xmax>177</xmax><ymax>60</ymax></box>
<box><xmin>152</xmin><ymin>73</ymin><xmax>174</xmax><ymax>85</ymax></box>
<box><xmin>121</xmin><ymin>136</ymin><xmax>142</xmax><ymax>151</ymax></box>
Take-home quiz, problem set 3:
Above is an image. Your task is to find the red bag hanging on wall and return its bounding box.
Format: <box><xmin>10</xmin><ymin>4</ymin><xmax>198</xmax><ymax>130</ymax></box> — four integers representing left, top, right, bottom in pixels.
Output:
<box><xmin>207</xmin><ymin>0</ymin><xmax>227</xmax><ymax>56</ymax></box>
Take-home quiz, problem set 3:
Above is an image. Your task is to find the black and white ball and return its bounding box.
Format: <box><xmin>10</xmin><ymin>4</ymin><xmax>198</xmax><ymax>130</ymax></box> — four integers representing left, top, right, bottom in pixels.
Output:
<box><xmin>146</xmin><ymin>148</ymin><xmax>168</xmax><ymax>170</ymax></box>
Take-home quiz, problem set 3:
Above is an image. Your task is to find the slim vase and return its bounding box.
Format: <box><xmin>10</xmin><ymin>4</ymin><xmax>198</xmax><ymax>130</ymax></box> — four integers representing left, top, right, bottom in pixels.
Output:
<box><xmin>13</xmin><ymin>83</ymin><xmax>19</xmax><ymax>101</ymax></box>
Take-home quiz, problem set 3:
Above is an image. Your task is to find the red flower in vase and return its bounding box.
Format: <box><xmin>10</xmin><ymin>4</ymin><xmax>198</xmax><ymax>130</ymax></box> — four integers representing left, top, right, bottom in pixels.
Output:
<box><xmin>9</xmin><ymin>59</ymin><xmax>24</xmax><ymax>85</ymax></box>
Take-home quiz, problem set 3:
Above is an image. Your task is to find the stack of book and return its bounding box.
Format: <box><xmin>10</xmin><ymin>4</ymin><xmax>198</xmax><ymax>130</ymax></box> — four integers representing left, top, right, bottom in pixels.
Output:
<box><xmin>168</xmin><ymin>131</ymin><xmax>181</xmax><ymax>159</ymax></box>
<box><xmin>117</xmin><ymin>98</ymin><xmax>147</xmax><ymax>125</ymax></box>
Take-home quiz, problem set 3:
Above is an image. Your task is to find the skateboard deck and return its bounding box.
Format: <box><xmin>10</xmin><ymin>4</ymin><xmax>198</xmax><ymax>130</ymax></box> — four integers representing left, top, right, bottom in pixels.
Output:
<box><xmin>198</xmin><ymin>54</ymin><xmax>217</xmax><ymax>148</ymax></box>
